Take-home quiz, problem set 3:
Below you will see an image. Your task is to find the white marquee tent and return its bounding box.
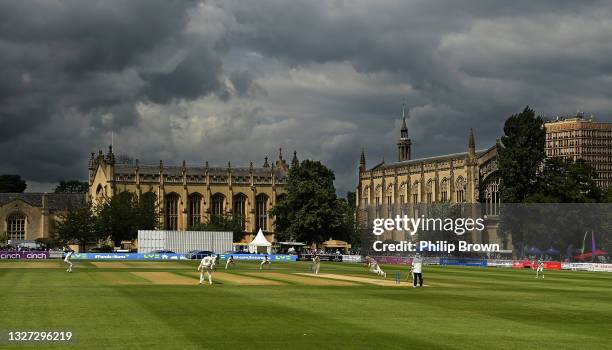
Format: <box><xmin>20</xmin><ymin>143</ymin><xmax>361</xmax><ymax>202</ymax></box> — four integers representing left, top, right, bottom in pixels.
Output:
<box><xmin>248</xmin><ymin>228</ymin><xmax>272</xmax><ymax>254</ymax></box>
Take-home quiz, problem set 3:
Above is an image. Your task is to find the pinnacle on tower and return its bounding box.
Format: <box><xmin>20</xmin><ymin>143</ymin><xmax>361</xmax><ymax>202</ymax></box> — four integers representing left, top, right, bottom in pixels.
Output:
<box><xmin>359</xmin><ymin>148</ymin><xmax>366</xmax><ymax>172</ymax></box>
<box><xmin>469</xmin><ymin>128</ymin><xmax>475</xmax><ymax>149</ymax></box>
<box><xmin>291</xmin><ymin>150</ymin><xmax>299</xmax><ymax>167</ymax></box>
<box><xmin>400</xmin><ymin>104</ymin><xmax>408</xmax><ymax>139</ymax></box>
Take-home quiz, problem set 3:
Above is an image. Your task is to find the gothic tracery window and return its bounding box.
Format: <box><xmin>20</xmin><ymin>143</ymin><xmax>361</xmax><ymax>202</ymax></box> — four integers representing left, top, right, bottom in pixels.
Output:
<box><xmin>440</xmin><ymin>178</ymin><xmax>448</xmax><ymax>202</ymax></box>
<box><xmin>233</xmin><ymin>193</ymin><xmax>247</xmax><ymax>230</ymax></box>
<box><xmin>255</xmin><ymin>194</ymin><xmax>268</xmax><ymax>231</ymax></box>
<box><xmin>188</xmin><ymin>193</ymin><xmax>202</xmax><ymax>227</ymax></box>
<box><xmin>455</xmin><ymin>177</ymin><xmax>466</xmax><ymax>203</ymax></box>
<box><xmin>165</xmin><ymin>193</ymin><xmax>179</xmax><ymax>230</ymax></box>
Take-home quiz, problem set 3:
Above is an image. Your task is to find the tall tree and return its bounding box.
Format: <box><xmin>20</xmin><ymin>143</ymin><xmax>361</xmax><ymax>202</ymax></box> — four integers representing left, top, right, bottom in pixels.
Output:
<box><xmin>95</xmin><ymin>191</ymin><xmax>158</xmax><ymax>246</ymax></box>
<box><xmin>0</xmin><ymin>174</ymin><xmax>27</xmax><ymax>193</ymax></box>
<box><xmin>269</xmin><ymin>160</ymin><xmax>346</xmax><ymax>244</ymax></box>
<box><xmin>55</xmin><ymin>180</ymin><xmax>89</xmax><ymax>194</ymax></box>
<box><xmin>56</xmin><ymin>202</ymin><xmax>99</xmax><ymax>250</ymax></box>
<box><xmin>498</xmin><ymin>106</ymin><xmax>546</xmax><ymax>203</ymax></box>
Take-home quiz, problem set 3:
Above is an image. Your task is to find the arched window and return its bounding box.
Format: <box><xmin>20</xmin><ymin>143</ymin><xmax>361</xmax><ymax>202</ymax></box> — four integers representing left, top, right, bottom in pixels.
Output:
<box><xmin>455</xmin><ymin>177</ymin><xmax>466</xmax><ymax>203</ymax></box>
<box><xmin>426</xmin><ymin>180</ymin><xmax>433</xmax><ymax>204</ymax></box>
<box><xmin>255</xmin><ymin>194</ymin><xmax>268</xmax><ymax>231</ymax></box>
<box><xmin>211</xmin><ymin>193</ymin><xmax>225</xmax><ymax>217</ymax></box>
<box><xmin>188</xmin><ymin>193</ymin><xmax>202</xmax><ymax>227</ymax></box>
<box><xmin>362</xmin><ymin>186</ymin><xmax>370</xmax><ymax>208</ymax></box>
<box><xmin>399</xmin><ymin>182</ymin><xmax>407</xmax><ymax>214</ymax></box>
<box><xmin>7</xmin><ymin>213</ymin><xmax>26</xmax><ymax>241</ymax></box>
<box><xmin>411</xmin><ymin>181</ymin><xmax>419</xmax><ymax>204</ymax></box>
<box><xmin>95</xmin><ymin>184</ymin><xmax>104</xmax><ymax>202</ymax></box>
<box><xmin>440</xmin><ymin>178</ymin><xmax>448</xmax><ymax>202</ymax></box>
<box><xmin>482</xmin><ymin>177</ymin><xmax>501</xmax><ymax>216</ymax></box>
<box><xmin>165</xmin><ymin>193</ymin><xmax>179</xmax><ymax>230</ymax></box>
<box><xmin>233</xmin><ymin>193</ymin><xmax>247</xmax><ymax>230</ymax></box>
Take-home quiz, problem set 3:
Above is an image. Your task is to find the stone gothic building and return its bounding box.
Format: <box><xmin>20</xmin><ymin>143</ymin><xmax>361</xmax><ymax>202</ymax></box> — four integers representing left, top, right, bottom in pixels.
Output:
<box><xmin>88</xmin><ymin>147</ymin><xmax>299</xmax><ymax>242</ymax></box>
<box><xmin>357</xmin><ymin>108</ymin><xmax>508</xmax><ymax>249</ymax></box>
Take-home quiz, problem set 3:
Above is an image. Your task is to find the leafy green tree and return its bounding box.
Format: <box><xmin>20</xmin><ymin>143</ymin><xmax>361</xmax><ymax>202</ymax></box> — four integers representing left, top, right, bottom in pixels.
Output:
<box><xmin>527</xmin><ymin>158</ymin><xmax>602</xmax><ymax>203</ymax></box>
<box><xmin>269</xmin><ymin>160</ymin><xmax>347</xmax><ymax>244</ymax></box>
<box><xmin>55</xmin><ymin>180</ymin><xmax>89</xmax><ymax>194</ymax></box>
<box><xmin>95</xmin><ymin>191</ymin><xmax>158</xmax><ymax>246</ymax></box>
<box><xmin>56</xmin><ymin>202</ymin><xmax>98</xmax><ymax>250</ymax></box>
<box><xmin>498</xmin><ymin>106</ymin><xmax>546</xmax><ymax>203</ymax></box>
<box><xmin>602</xmin><ymin>187</ymin><xmax>612</xmax><ymax>203</ymax></box>
<box><xmin>190</xmin><ymin>212</ymin><xmax>245</xmax><ymax>242</ymax></box>
<box><xmin>0</xmin><ymin>174</ymin><xmax>27</xmax><ymax>193</ymax></box>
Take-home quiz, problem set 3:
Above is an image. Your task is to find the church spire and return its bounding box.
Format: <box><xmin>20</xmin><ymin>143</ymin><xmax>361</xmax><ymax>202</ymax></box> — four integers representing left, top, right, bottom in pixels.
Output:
<box><xmin>468</xmin><ymin>128</ymin><xmax>476</xmax><ymax>159</ymax></box>
<box><xmin>397</xmin><ymin>103</ymin><xmax>411</xmax><ymax>162</ymax></box>
<box><xmin>468</xmin><ymin>128</ymin><xmax>475</xmax><ymax>149</ymax></box>
<box><xmin>359</xmin><ymin>148</ymin><xmax>366</xmax><ymax>172</ymax></box>
<box><xmin>291</xmin><ymin>150</ymin><xmax>299</xmax><ymax>167</ymax></box>
<box><xmin>400</xmin><ymin>103</ymin><xmax>408</xmax><ymax>139</ymax></box>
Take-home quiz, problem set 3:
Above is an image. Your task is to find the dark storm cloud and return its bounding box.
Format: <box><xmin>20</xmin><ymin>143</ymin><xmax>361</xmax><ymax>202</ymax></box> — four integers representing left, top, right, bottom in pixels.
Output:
<box><xmin>0</xmin><ymin>0</ymin><xmax>231</xmax><ymax>183</ymax></box>
<box><xmin>1</xmin><ymin>0</ymin><xmax>612</xmax><ymax>194</ymax></box>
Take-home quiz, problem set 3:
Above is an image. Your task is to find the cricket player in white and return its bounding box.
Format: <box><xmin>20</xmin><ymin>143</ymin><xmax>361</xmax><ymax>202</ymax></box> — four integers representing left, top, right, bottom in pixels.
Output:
<box><xmin>534</xmin><ymin>258</ymin><xmax>544</xmax><ymax>279</ymax></box>
<box><xmin>260</xmin><ymin>255</ymin><xmax>271</xmax><ymax>270</ymax></box>
<box><xmin>197</xmin><ymin>255</ymin><xmax>213</xmax><ymax>285</ymax></box>
<box><xmin>368</xmin><ymin>257</ymin><xmax>386</xmax><ymax>277</ymax></box>
<box><xmin>312</xmin><ymin>255</ymin><xmax>321</xmax><ymax>275</ymax></box>
<box><xmin>225</xmin><ymin>255</ymin><xmax>235</xmax><ymax>270</ymax></box>
<box><xmin>64</xmin><ymin>250</ymin><xmax>74</xmax><ymax>273</ymax></box>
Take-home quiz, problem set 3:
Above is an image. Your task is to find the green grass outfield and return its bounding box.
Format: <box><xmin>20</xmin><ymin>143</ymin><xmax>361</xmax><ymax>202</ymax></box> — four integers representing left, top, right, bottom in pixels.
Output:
<box><xmin>1</xmin><ymin>260</ymin><xmax>611</xmax><ymax>350</ymax></box>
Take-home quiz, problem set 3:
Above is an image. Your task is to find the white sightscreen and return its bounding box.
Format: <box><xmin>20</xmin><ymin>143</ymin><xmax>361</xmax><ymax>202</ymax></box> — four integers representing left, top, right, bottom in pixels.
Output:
<box><xmin>137</xmin><ymin>230</ymin><xmax>233</xmax><ymax>254</ymax></box>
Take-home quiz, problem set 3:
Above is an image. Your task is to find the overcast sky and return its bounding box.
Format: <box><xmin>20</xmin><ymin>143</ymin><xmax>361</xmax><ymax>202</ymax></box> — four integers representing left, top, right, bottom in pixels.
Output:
<box><xmin>2</xmin><ymin>0</ymin><xmax>612</xmax><ymax>195</ymax></box>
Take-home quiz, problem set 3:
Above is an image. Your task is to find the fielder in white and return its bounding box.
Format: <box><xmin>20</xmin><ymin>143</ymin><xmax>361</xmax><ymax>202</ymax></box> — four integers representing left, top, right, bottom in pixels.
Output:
<box><xmin>64</xmin><ymin>250</ymin><xmax>74</xmax><ymax>273</ymax></box>
<box><xmin>260</xmin><ymin>255</ymin><xmax>271</xmax><ymax>270</ymax></box>
<box><xmin>225</xmin><ymin>255</ymin><xmax>235</xmax><ymax>270</ymax></box>
<box><xmin>534</xmin><ymin>258</ymin><xmax>544</xmax><ymax>279</ymax></box>
<box><xmin>367</xmin><ymin>257</ymin><xmax>386</xmax><ymax>277</ymax></box>
<box><xmin>197</xmin><ymin>255</ymin><xmax>214</xmax><ymax>285</ymax></box>
<box><xmin>312</xmin><ymin>255</ymin><xmax>321</xmax><ymax>275</ymax></box>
